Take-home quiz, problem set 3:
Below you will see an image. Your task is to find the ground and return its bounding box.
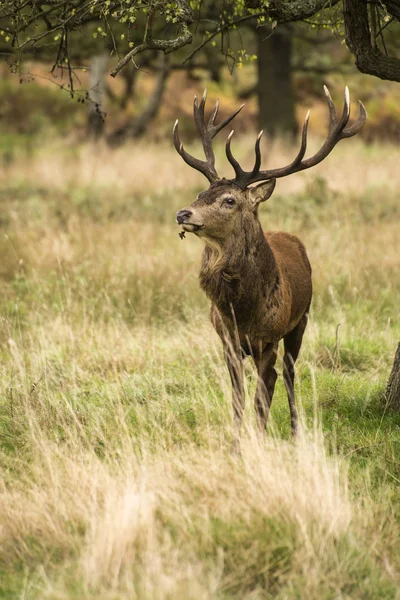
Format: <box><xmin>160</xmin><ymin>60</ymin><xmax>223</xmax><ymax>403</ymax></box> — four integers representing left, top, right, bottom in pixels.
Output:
<box><xmin>0</xmin><ymin>135</ymin><xmax>399</xmax><ymax>599</ymax></box>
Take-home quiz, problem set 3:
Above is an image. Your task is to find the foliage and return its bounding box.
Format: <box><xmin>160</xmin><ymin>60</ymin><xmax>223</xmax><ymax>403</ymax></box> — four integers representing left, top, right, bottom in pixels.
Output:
<box><xmin>1</xmin><ymin>0</ymin><xmax>400</xmax><ymax>90</ymax></box>
<box><xmin>0</xmin><ymin>77</ymin><xmax>80</xmax><ymax>136</ymax></box>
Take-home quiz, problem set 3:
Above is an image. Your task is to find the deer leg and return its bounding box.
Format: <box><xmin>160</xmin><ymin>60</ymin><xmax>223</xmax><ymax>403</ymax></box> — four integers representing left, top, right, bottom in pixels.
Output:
<box><xmin>224</xmin><ymin>346</ymin><xmax>245</xmax><ymax>454</ymax></box>
<box><xmin>254</xmin><ymin>343</ymin><xmax>278</xmax><ymax>434</ymax></box>
<box><xmin>283</xmin><ymin>312</ymin><xmax>308</xmax><ymax>437</ymax></box>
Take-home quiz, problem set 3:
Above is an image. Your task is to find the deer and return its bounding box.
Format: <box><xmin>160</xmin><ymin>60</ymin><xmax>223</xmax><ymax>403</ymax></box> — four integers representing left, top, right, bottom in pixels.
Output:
<box><xmin>174</xmin><ymin>87</ymin><xmax>366</xmax><ymax>451</ymax></box>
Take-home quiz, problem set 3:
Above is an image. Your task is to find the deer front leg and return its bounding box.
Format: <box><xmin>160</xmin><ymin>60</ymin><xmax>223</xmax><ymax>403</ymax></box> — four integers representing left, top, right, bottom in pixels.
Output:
<box><xmin>283</xmin><ymin>312</ymin><xmax>308</xmax><ymax>437</ymax></box>
<box><xmin>283</xmin><ymin>352</ymin><xmax>297</xmax><ymax>437</ymax></box>
<box><xmin>254</xmin><ymin>343</ymin><xmax>278</xmax><ymax>435</ymax></box>
<box><xmin>223</xmin><ymin>345</ymin><xmax>245</xmax><ymax>455</ymax></box>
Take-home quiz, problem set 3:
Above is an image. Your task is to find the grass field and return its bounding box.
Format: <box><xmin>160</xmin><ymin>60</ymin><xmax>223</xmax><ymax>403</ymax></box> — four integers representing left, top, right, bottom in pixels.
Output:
<box><xmin>0</xmin><ymin>135</ymin><xmax>400</xmax><ymax>599</ymax></box>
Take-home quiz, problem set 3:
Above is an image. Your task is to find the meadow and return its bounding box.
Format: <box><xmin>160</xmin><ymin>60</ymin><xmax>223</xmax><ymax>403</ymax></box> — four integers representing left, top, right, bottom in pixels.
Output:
<box><xmin>0</xmin><ymin>134</ymin><xmax>400</xmax><ymax>599</ymax></box>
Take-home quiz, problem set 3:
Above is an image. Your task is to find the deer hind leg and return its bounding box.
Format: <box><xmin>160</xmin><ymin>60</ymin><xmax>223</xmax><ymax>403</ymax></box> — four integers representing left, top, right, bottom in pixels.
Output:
<box><xmin>283</xmin><ymin>312</ymin><xmax>309</xmax><ymax>437</ymax></box>
<box><xmin>254</xmin><ymin>343</ymin><xmax>278</xmax><ymax>435</ymax></box>
<box><xmin>224</xmin><ymin>345</ymin><xmax>245</xmax><ymax>454</ymax></box>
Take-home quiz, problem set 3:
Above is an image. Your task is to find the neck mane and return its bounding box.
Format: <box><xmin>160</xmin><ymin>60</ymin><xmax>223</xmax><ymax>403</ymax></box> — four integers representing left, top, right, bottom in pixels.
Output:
<box><xmin>199</xmin><ymin>214</ymin><xmax>278</xmax><ymax>323</ymax></box>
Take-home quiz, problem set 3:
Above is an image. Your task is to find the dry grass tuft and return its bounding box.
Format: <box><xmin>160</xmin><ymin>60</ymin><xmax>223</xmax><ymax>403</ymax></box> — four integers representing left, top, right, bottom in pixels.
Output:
<box><xmin>0</xmin><ymin>409</ymin><xmax>351</xmax><ymax>598</ymax></box>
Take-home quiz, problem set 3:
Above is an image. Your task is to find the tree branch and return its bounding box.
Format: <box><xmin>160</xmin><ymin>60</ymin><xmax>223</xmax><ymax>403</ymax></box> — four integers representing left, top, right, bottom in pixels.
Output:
<box><xmin>183</xmin><ymin>1</ymin><xmax>341</xmax><ymax>64</ymax></box>
<box><xmin>110</xmin><ymin>3</ymin><xmax>193</xmax><ymax>78</ymax></box>
<box><xmin>383</xmin><ymin>1</ymin><xmax>400</xmax><ymax>21</ymax></box>
<box><xmin>244</xmin><ymin>0</ymin><xmax>341</xmax><ymax>21</ymax></box>
<box><xmin>110</xmin><ymin>22</ymin><xmax>192</xmax><ymax>77</ymax></box>
<box><xmin>183</xmin><ymin>13</ymin><xmax>263</xmax><ymax>64</ymax></box>
<box><xmin>344</xmin><ymin>0</ymin><xmax>400</xmax><ymax>82</ymax></box>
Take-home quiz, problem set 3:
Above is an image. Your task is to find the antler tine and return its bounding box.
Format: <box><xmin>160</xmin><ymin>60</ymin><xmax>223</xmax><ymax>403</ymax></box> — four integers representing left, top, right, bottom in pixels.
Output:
<box><xmin>279</xmin><ymin>110</ymin><xmax>310</xmax><ymax>173</ymax></box>
<box><xmin>208</xmin><ymin>99</ymin><xmax>219</xmax><ymax>128</ymax></box>
<box><xmin>213</xmin><ymin>104</ymin><xmax>245</xmax><ymax>138</ymax></box>
<box><xmin>195</xmin><ymin>89</ymin><xmax>244</xmax><ymax>138</ymax></box>
<box><xmin>173</xmin><ymin>90</ymin><xmax>245</xmax><ymax>183</ymax></box>
<box><xmin>173</xmin><ymin>119</ymin><xmax>217</xmax><ymax>183</ymax></box>
<box><xmin>193</xmin><ymin>89</ymin><xmax>207</xmax><ymax>136</ymax></box>
<box><xmin>194</xmin><ymin>94</ymin><xmax>216</xmax><ymax>173</ymax></box>
<box><xmin>324</xmin><ymin>85</ymin><xmax>337</xmax><ymax>135</ymax></box>
<box><xmin>338</xmin><ymin>86</ymin><xmax>351</xmax><ymax>130</ymax></box>
<box><xmin>251</xmin><ymin>131</ymin><xmax>263</xmax><ymax>175</ymax></box>
<box><xmin>225</xmin><ymin>131</ymin><xmax>244</xmax><ymax>182</ymax></box>
<box><xmin>297</xmin><ymin>89</ymin><xmax>350</xmax><ymax>172</ymax></box>
<box><xmin>298</xmin><ymin>87</ymin><xmax>353</xmax><ymax>170</ymax></box>
<box><xmin>199</xmin><ymin>88</ymin><xmax>207</xmax><ymax>113</ymax></box>
<box><xmin>341</xmin><ymin>99</ymin><xmax>367</xmax><ymax>138</ymax></box>
<box><xmin>226</xmin><ymin>127</ymin><xmax>265</xmax><ymax>187</ymax></box>
<box><xmin>173</xmin><ymin>119</ymin><xmax>184</xmax><ymax>156</ymax></box>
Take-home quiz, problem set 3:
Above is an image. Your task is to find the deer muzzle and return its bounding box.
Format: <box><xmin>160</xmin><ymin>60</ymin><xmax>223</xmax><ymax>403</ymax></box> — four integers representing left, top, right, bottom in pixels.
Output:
<box><xmin>176</xmin><ymin>209</ymin><xmax>192</xmax><ymax>224</ymax></box>
<box><xmin>176</xmin><ymin>209</ymin><xmax>203</xmax><ymax>233</ymax></box>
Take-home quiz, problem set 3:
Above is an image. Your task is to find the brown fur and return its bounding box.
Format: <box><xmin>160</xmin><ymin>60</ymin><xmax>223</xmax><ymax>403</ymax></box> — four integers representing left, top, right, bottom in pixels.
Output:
<box><xmin>177</xmin><ymin>178</ymin><xmax>312</xmax><ymax>449</ymax></box>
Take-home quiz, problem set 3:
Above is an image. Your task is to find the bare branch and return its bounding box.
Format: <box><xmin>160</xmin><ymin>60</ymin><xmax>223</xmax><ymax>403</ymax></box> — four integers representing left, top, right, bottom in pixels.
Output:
<box><xmin>110</xmin><ymin>23</ymin><xmax>192</xmax><ymax>78</ymax></box>
<box><xmin>183</xmin><ymin>1</ymin><xmax>342</xmax><ymax>65</ymax></box>
<box><xmin>110</xmin><ymin>3</ymin><xmax>193</xmax><ymax>78</ymax></box>
<box><xmin>183</xmin><ymin>13</ymin><xmax>264</xmax><ymax>65</ymax></box>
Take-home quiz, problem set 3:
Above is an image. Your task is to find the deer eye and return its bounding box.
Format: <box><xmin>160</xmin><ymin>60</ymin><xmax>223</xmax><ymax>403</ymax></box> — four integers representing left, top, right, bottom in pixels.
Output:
<box><xmin>223</xmin><ymin>197</ymin><xmax>236</xmax><ymax>207</ymax></box>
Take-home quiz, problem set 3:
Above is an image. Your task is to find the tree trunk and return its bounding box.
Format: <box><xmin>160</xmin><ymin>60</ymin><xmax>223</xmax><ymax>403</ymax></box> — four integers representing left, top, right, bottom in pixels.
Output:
<box><xmin>385</xmin><ymin>343</ymin><xmax>400</xmax><ymax>410</ymax></box>
<box><xmin>108</xmin><ymin>53</ymin><xmax>169</xmax><ymax>145</ymax></box>
<box><xmin>128</xmin><ymin>53</ymin><xmax>169</xmax><ymax>138</ymax></box>
<box><xmin>204</xmin><ymin>44</ymin><xmax>222</xmax><ymax>83</ymax></box>
<box><xmin>87</xmin><ymin>52</ymin><xmax>108</xmax><ymax>139</ymax></box>
<box><xmin>255</xmin><ymin>27</ymin><xmax>297</xmax><ymax>139</ymax></box>
<box><xmin>119</xmin><ymin>64</ymin><xmax>138</xmax><ymax>109</ymax></box>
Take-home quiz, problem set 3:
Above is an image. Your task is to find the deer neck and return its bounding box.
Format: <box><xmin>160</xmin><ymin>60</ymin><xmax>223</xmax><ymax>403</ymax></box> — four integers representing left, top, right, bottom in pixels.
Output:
<box><xmin>199</xmin><ymin>216</ymin><xmax>278</xmax><ymax>322</ymax></box>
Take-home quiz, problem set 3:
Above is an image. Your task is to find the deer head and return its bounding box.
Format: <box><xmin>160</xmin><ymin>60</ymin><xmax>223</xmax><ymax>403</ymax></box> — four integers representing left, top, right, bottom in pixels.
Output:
<box><xmin>175</xmin><ymin>88</ymin><xmax>366</xmax><ymax>244</ymax></box>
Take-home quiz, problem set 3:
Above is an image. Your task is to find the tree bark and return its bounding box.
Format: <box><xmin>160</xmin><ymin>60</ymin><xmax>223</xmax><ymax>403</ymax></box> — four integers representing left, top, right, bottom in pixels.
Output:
<box><xmin>108</xmin><ymin>53</ymin><xmax>169</xmax><ymax>145</ymax></box>
<box><xmin>87</xmin><ymin>52</ymin><xmax>108</xmax><ymax>138</ymax></box>
<box><xmin>128</xmin><ymin>53</ymin><xmax>169</xmax><ymax>138</ymax></box>
<box><xmin>120</xmin><ymin>65</ymin><xmax>139</xmax><ymax>109</ymax></box>
<box><xmin>344</xmin><ymin>0</ymin><xmax>400</xmax><ymax>82</ymax></box>
<box><xmin>385</xmin><ymin>343</ymin><xmax>400</xmax><ymax>410</ymax></box>
<box><xmin>203</xmin><ymin>43</ymin><xmax>222</xmax><ymax>83</ymax></box>
<box><xmin>255</xmin><ymin>27</ymin><xmax>297</xmax><ymax>139</ymax></box>
<box><xmin>246</xmin><ymin>0</ymin><xmax>341</xmax><ymax>22</ymax></box>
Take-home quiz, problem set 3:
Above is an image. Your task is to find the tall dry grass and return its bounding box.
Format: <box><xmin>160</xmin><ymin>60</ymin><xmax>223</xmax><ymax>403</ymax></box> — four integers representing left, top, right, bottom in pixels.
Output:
<box><xmin>1</xmin><ymin>134</ymin><xmax>397</xmax><ymax>196</ymax></box>
<box><xmin>1</xmin><ymin>402</ymin><xmax>352</xmax><ymax>598</ymax></box>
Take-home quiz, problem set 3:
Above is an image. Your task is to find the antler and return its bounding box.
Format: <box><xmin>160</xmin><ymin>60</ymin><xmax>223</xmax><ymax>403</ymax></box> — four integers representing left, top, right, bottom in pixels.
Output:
<box><xmin>225</xmin><ymin>86</ymin><xmax>367</xmax><ymax>188</ymax></box>
<box><xmin>173</xmin><ymin>89</ymin><xmax>244</xmax><ymax>183</ymax></box>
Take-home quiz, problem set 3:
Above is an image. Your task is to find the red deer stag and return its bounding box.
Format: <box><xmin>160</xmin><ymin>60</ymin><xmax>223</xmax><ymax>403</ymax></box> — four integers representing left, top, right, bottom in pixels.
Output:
<box><xmin>174</xmin><ymin>87</ymin><xmax>366</xmax><ymax>450</ymax></box>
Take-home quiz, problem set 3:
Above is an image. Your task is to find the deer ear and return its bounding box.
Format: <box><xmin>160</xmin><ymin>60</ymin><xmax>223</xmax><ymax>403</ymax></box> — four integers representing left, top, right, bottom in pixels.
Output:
<box><xmin>249</xmin><ymin>179</ymin><xmax>276</xmax><ymax>206</ymax></box>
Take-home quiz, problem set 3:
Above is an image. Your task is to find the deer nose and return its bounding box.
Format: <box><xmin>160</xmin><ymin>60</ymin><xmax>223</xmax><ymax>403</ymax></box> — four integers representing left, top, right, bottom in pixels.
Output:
<box><xmin>176</xmin><ymin>209</ymin><xmax>192</xmax><ymax>224</ymax></box>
